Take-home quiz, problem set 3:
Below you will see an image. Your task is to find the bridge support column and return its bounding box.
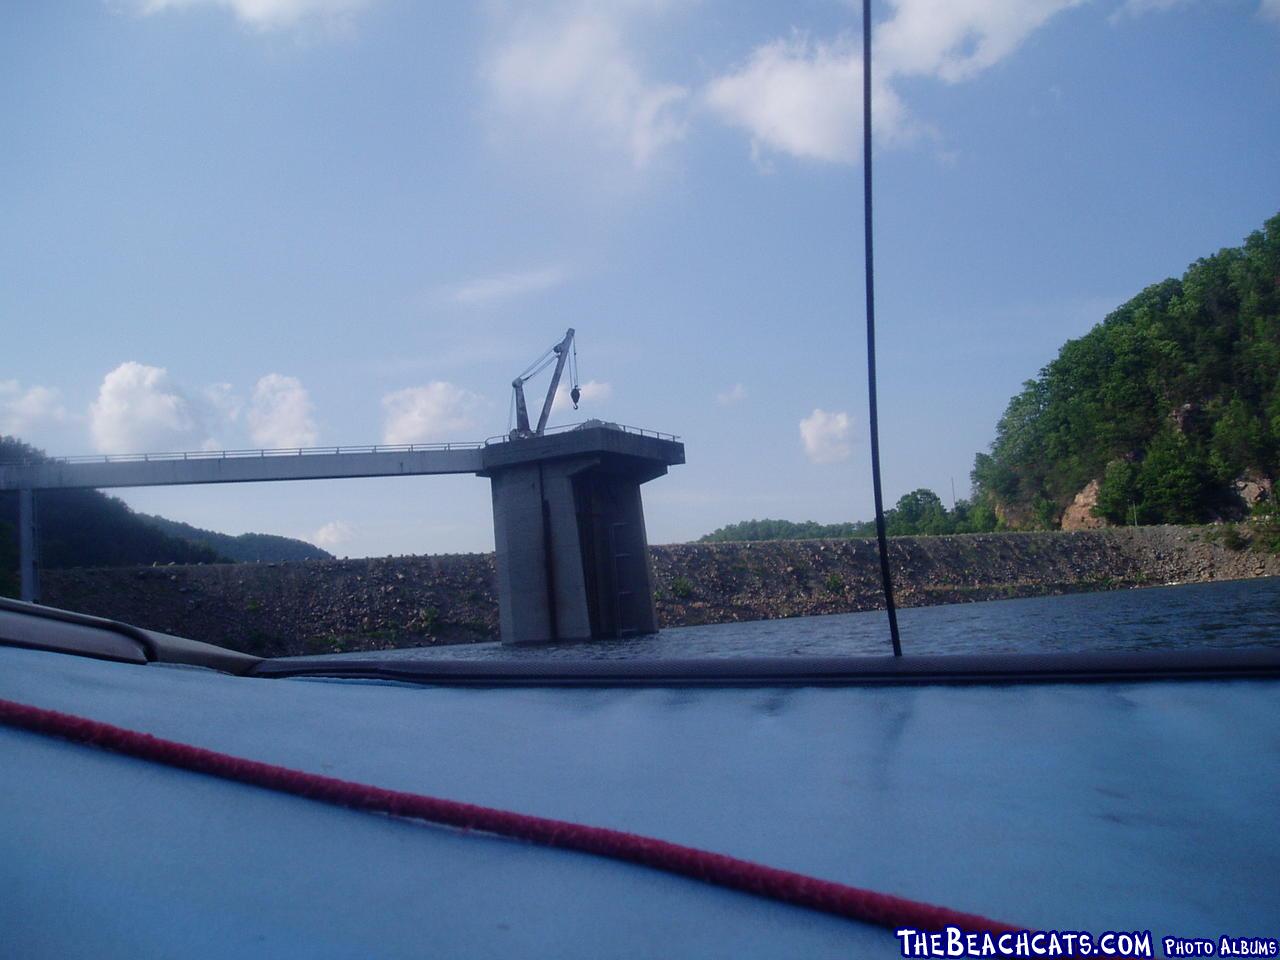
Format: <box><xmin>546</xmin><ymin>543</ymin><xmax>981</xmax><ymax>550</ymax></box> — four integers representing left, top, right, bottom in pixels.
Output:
<box><xmin>18</xmin><ymin>487</ymin><xmax>39</xmax><ymax>604</ymax></box>
<box><xmin>484</xmin><ymin>432</ymin><xmax>674</xmax><ymax>645</ymax></box>
<box><xmin>489</xmin><ymin>458</ymin><xmax>595</xmax><ymax>644</ymax></box>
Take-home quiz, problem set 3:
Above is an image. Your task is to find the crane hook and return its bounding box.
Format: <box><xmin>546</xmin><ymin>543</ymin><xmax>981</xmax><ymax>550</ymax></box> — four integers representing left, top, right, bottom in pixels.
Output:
<box><xmin>570</xmin><ymin>384</ymin><xmax>581</xmax><ymax>409</ymax></box>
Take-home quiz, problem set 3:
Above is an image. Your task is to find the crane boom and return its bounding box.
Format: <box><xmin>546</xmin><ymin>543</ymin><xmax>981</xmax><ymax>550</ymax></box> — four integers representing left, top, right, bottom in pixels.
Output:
<box><xmin>535</xmin><ymin>328</ymin><xmax>574</xmax><ymax>435</ymax></box>
<box><xmin>511</xmin><ymin>328</ymin><xmax>576</xmax><ymax>438</ymax></box>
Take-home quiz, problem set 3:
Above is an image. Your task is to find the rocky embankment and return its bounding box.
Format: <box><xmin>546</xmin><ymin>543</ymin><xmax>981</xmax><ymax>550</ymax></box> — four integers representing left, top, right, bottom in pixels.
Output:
<box><xmin>40</xmin><ymin>526</ymin><xmax>1280</xmax><ymax>657</ymax></box>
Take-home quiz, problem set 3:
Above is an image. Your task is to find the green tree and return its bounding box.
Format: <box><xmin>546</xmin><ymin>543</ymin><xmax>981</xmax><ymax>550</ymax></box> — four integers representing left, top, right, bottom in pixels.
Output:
<box><xmin>1135</xmin><ymin>430</ymin><xmax>1208</xmax><ymax>524</ymax></box>
<box><xmin>887</xmin><ymin>489</ymin><xmax>949</xmax><ymax>536</ymax></box>
<box><xmin>1209</xmin><ymin>397</ymin><xmax>1268</xmax><ymax>483</ymax></box>
<box><xmin>1094</xmin><ymin>460</ymin><xmax>1140</xmax><ymax>525</ymax></box>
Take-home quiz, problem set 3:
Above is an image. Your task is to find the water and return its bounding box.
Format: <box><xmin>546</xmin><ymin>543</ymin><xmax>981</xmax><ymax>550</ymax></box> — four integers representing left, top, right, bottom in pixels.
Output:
<box><xmin>335</xmin><ymin>578</ymin><xmax>1280</xmax><ymax>662</ymax></box>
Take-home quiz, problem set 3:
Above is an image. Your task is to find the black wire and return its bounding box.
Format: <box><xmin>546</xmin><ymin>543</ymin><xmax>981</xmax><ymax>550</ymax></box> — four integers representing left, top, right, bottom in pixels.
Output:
<box><xmin>863</xmin><ymin>0</ymin><xmax>902</xmax><ymax>657</ymax></box>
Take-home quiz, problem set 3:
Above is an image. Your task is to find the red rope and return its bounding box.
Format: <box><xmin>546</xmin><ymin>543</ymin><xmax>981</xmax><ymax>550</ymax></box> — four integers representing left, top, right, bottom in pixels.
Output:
<box><xmin>0</xmin><ymin>695</ymin><xmax>1017</xmax><ymax>934</ymax></box>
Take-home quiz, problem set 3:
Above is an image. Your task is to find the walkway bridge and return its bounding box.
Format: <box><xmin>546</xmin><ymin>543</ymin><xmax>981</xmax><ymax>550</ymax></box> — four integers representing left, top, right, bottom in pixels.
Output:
<box><xmin>1</xmin><ymin>422</ymin><xmax>685</xmax><ymax>645</ymax></box>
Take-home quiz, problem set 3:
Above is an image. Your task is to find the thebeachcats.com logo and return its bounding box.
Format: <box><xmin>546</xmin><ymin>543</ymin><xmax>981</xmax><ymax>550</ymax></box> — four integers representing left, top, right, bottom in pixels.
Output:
<box><xmin>896</xmin><ymin>928</ymin><xmax>1280</xmax><ymax>959</ymax></box>
<box><xmin>1164</xmin><ymin>936</ymin><xmax>1280</xmax><ymax>957</ymax></box>
<box><xmin>896</xmin><ymin>927</ymin><xmax>1154</xmax><ymax>958</ymax></box>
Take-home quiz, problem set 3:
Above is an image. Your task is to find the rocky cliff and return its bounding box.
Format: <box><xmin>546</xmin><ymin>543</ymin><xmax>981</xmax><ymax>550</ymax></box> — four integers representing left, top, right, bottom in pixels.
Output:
<box><xmin>40</xmin><ymin>526</ymin><xmax>1280</xmax><ymax>657</ymax></box>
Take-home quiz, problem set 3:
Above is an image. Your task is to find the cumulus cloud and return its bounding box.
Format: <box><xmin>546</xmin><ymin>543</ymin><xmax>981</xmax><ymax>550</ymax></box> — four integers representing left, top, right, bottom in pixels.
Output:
<box><xmin>132</xmin><ymin>0</ymin><xmax>372</xmax><ymax>30</ymax></box>
<box><xmin>89</xmin><ymin>362</ymin><xmax>205</xmax><ymax>453</ymax></box>
<box><xmin>484</xmin><ymin>6</ymin><xmax>688</xmax><ymax>168</ymax></box>
<box><xmin>248</xmin><ymin>374</ymin><xmax>318</xmax><ymax>448</ymax></box>
<box><xmin>203</xmin><ymin>383</ymin><xmax>243</xmax><ymax>423</ymax></box>
<box><xmin>706</xmin><ymin>0</ymin><xmax>1082</xmax><ymax>163</ymax></box>
<box><xmin>799</xmin><ymin>408</ymin><xmax>853</xmax><ymax>464</ymax></box>
<box><xmin>552</xmin><ymin>378</ymin><xmax>612</xmax><ymax>415</ymax></box>
<box><xmin>1113</xmin><ymin>0</ymin><xmax>1278</xmax><ymax>26</ymax></box>
<box><xmin>1110</xmin><ymin>0</ymin><xmax>1189</xmax><ymax>18</ymax></box>
<box><xmin>716</xmin><ymin>383</ymin><xmax>748</xmax><ymax>406</ymax></box>
<box><xmin>313</xmin><ymin>520</ymin><xmax>354</xmax><ymax>549</ymax></box>
<box><xmin>0</xmin><ymin>381</ymin><xmax>70</xmax><ymax>437</ymax></box>
<box><xmin>705</xmin><ymin>34</ymin><xmax>911</xmax><ymax>163</ymax></box>
<box><xmin>381</xmin><ymin>382</ymin><xmax>483</xmax><ymax>444</ymax></box>
<box><xmin>876</xmin><ymin>0</ymin><xmax>1085</xmax><ymax>84</ymax></box>
<box><xmin>450</xmin><ymin>266</ymin><xmax>568</xmax><ymax>306</ymax></box>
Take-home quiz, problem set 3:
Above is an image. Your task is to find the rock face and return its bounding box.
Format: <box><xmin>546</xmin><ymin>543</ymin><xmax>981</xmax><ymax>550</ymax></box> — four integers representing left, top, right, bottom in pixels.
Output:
<box><xmin>1061</xmin><ymin>479</ymin><xmax>1110</xmax><ymax>531</ymax></box>
<box><xmin>39</xmin><ymin>527</ymin><xmax>1280</xmax><ymax>657</ymax></box>
<box><xmin>1234</xmin><ymin>473</ymin><xmax>1274</xmax><ymax>509</ymax></box>
<box><xmin>993</xmin><ymin>501</ymin><xmax>1037</xmax><ymax>530</ymax></box>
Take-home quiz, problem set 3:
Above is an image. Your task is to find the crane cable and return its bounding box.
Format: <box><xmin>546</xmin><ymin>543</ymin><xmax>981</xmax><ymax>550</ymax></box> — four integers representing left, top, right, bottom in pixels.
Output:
<box><xmin>570</xmin><ymin>338</ymin><xmax>581</xmax><ymax>409</ymax></box>
<box><xmin>518</xmin><ymin>351</ymin><xmax>558</xmax><ymax>383</ymax></box>
<box><xmin>511</xmin><ymin>344</ymin><xmax>564</xmax><ymax>432</ymax></box>
<box><xmin>862</xmin><ymin>0</ymin><xmax>903</xmax><ymax>657</ymax></box>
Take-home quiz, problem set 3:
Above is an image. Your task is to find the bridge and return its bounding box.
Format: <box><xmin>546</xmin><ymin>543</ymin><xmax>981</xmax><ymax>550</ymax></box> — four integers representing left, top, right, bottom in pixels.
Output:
<box><xmin>1</xmin><ymin>421</ymin><xmax>685</xmax><ymax>645</ymax></box>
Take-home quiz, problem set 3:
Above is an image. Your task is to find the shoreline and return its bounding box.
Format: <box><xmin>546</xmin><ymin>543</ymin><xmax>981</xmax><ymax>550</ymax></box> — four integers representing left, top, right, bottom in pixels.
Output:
<box><xmin>39</xmin><ymin>526</ymin><xmax>1280</xmax><ymax>657</ymax></box>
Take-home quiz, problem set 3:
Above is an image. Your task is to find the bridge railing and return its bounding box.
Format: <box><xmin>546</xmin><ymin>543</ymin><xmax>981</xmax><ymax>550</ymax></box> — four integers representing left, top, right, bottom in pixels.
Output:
<box><xmin>0</xmin><ymin>422</ymin><xmax>680</xmax><ymax>467</ymax></box>
<box><xmin>2</xmin><ymin>441</ymin><xmax>487</xmax><ymax>467</ymax></box>
<box><xmin>481</xmin><ymin>421</ymin><xmax>682</xmax><ymax>445</ymax></box>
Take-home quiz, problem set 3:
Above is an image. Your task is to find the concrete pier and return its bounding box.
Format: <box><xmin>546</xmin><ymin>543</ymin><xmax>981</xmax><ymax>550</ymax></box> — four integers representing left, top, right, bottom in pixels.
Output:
<box><xmin>2</xmin><ymin>423</ymin><xmax>684</xmax><ymax>643</ymax></box>
<box><xmin>481</xmin><ymin>425</ymin><xmax>681</xmax><ymax>643</ymax></box>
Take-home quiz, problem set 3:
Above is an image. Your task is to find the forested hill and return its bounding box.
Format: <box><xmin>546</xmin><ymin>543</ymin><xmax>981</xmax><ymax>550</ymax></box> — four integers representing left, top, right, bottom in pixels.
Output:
<box><xmin>1</xmin><ymin>437</ymin><xmax>328</xmax><ymax>595</ymax></box>
<box><xmin>699</xmin><ymin>490</ymin><xmax>998</xmax><ymax>542</ymax></box>
<box><xmin>702</xmin><ymin>519</ymin><xmax>877</xmax><ymax>542</ymax></box>
<box><xmin>1</xmin><ymin>437</ymin><xmax>222</xmax><ymax>597</ymax></box>
<box><xmin>972</xmin><ymin>212</ymin><xmax>1279</xmax><ymax>528</ymax></box>
<box><xmin>701</xmin><ymin>213</ymin><xmax>1278</xmax><ymax>543</ymax></box>
<box><xmin>138</xmin><ymin>513</ymin><xmax>332</xmax><ymax>563</ymax></box>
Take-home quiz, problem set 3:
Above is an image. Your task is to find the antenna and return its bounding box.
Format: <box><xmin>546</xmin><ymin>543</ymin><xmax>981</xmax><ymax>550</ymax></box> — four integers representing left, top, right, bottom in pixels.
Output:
<box><xmin>862</xmin><ymin>0</ymin><xmax>903</xmax><ymax>657</ymax></box>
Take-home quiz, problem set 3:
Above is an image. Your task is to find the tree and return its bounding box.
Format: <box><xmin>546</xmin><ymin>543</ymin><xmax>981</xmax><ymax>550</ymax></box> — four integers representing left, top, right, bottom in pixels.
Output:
<box><xmin>887</xmin><ymin>489</ymin><xmax>949</xmax><ymax>536</ymax></box>
<box><xmin>1135</xmin><ymin>430</ymin><xmax>1208</xmax><ymax>524</ymax></box>
<box><xmin>1210</xmin><ymin>397</ymin><xmax>1268</xmax><ymax>483</ymax></box>
<box><xmin>1094</xmin><ymin>460</ymin><xmax>1139</xmax><ymax>525</ymax></box>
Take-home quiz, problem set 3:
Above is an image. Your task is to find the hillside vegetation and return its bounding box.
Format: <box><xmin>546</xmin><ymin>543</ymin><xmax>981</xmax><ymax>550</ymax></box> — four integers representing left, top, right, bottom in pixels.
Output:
<box><xmin>704</xmin><ymin>212</ymin><xmax>1279</xmax><ymax>543</ymax></box>
<box><xmin>1</xmin><ymin>437</ymin><xmax>328</xmax><ymax>595</ymax></box>
<box><xmin>138</xmin><ymin>513</ymin><xmax>332</xmax><ymax>563</ymax></box>
<box><xmin>972</xmin><ymin>212</ymin><xmax>1279</xmax><ymax>527</ymax></box>
<box><xmin>700</xmin><ymin>489</ymin><xmax>996</xmax><ymax>542</ymax></box>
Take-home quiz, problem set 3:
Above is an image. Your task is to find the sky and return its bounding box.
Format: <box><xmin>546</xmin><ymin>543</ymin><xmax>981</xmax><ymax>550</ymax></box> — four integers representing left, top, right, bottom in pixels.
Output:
<box><xmin>2</xmin><ymin>0</ymin><xmax>1278</xmax><ymax>557</ymax></box>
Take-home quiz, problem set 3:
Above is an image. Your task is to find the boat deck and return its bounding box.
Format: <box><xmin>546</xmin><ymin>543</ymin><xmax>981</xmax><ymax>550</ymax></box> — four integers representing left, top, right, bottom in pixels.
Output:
<box><xmin>2</xmin><ymin>644</ymin><xmax>1277</xmax><ymax>957</ymax></box>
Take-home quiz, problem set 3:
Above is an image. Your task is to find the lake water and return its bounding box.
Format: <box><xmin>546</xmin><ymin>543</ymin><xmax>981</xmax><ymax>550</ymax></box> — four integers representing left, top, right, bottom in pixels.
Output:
<box><xmin>358</xmin><ymin>577</ymin><xmax>1280</xmax><ymax>661</ymax></box>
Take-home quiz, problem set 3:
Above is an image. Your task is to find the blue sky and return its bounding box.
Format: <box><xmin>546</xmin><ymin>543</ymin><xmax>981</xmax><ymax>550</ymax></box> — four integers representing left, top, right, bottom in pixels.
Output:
<box><xmin>2</xmin><ymin>0</ymin><xmax>1278</xmax><ymax>556</ymax></box>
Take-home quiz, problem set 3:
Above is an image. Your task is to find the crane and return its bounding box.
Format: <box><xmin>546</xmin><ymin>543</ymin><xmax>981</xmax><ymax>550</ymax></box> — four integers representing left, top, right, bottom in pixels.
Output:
<box><xmin>510</xmin><ymin>328</ymin><xmax>580</xmax><ymax>439</ymax></box>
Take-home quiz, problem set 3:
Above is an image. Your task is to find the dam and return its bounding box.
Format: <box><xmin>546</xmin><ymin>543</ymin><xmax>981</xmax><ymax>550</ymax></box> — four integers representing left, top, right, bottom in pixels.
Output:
<box><xmin>0</xmin><ymin>421</ymin><xmax>685</xmax><ymax>645</ymax></box>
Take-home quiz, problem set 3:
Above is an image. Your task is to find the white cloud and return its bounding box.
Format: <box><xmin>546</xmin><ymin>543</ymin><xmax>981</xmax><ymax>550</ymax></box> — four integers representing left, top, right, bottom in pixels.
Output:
<box><xmin>1111</xmin><ymin>0</ymin><xmax>1189</xmax><ymax>17</ymax></box>
<box><xmin>1112</xmin><ymin>2</ymin><xmax>1278</xmax><ymax>29</ymax></box>
<box><xmin>706</xmin><ymin>1</ymin><xmax>1083</xmax><ymax>164</ymax></box>
<box><xmin>716</xmin><ymin>383</ymin><xmax>748</xmax><ymax>405</ymax></box>
<box><xmin>381</xmin><ymin>382</ymin><xmax>483</xmax><ymax>444</ymax></box>
<box><xmin>799</xmin><ymin>408</ymin><xmax>853</xmax><ymax>464</ymax></box>
<box><xmin>89</xmin><ymin>362</ymin><xmax>205</xmax><ymax>453</ymax></box>
<box><xmin>552</xmin><ymin>378</ymin><xmax>612</xmax><ymax>415</ymax></box>
<box><xmin>705</xmin><ymin>34</ymin><xmax>911</xmax><ymax>163</ymax></box>
<box><xmin>484</xmin><ymin>6</ymin><xmax>688</xmax><ymax>168</ymax></box>
<box><xmin>876</xmin><ymin>0</ymin><xmax>1085</xmax><ymax>84</ymax></box>
<box><xmin>0</xmin><ymin>381</ymin><xmax>70</xmax><ymax>437</ymax></box>
<box><xmin>248</xmin><ymin>373</ymin><xmax>318</xmax><ymax>448</ymax></box>
<box><xmin>450</xmin><ymin>265</ymin><xmax>568</xmax><ymax>306</ymax></box>
<box><xmin>313</xmin><ymin>520</ymin><xmax>354</xmax><ymax>549</ymax></box>
<box><xmin>133</xmin><ymin>0</ymin><xmax>372</xmax><ymax>30</ymax></box>
<box><xmin>203</xmin><ymin>383</ymin><xmax>243</xmax><ymax>423</ymax></box>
